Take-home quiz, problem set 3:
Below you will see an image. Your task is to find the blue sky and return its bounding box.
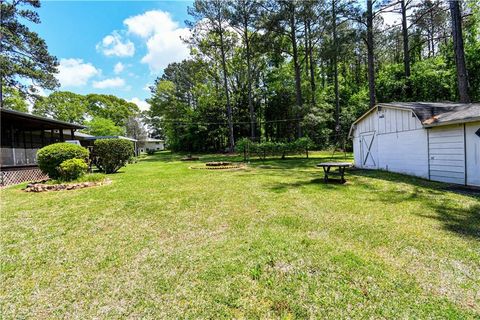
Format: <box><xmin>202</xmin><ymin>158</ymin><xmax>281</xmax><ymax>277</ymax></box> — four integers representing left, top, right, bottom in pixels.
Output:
<box><xmin>31</xmin><ymin>1</ymin><xmax>193</xmax><ymax>110</ymax></box>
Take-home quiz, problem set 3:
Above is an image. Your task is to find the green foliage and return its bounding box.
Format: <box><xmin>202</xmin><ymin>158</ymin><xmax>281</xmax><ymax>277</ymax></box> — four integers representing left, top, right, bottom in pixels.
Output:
<box><xmin>37</xmin><ymin>143</ymin><xmax>89</xmax><ymax>179</ymax></box>
<box><xmin>93</xmin><ymin>139</ymin><xmax>134</xmax><ymax>174</ymax></box>
<box><xmin>57</xmin><ymin>158</ymin><xmax>88</xmax><ymax>181</ymax></box>
<box><xmin>376</xmin><ymin>58</ymin><xmax>455</xmax><ymax>102</ymax></box>
<box><xmin>1</xmin><ymin>86</ymin><xmax>28</xmax><ymax>112</ymax></box>
<box><xmin>33</xmin><ymin>91</ymin><xmax>87</xmax><ymax>123</ymax></box>
<box><xmin>237</xmin><ymin>138</ymin><xmax>315</xmax><ymax>161</ymax></box>
<box><xmin>0</xmin><ymin>0</ymin><xmax>59</xmax><ymax>100</ymax></box>
<box><xmin>86</xmin><ymin>94</ymin><xmax>139</xmax><ymax>127</ymax></box>
<box><xmin>84</xmin><ymin>117</ymin><xmax>124</xmax><ymax>137</ymax></box>
<box><xmin>146</xmin><ymin>149</ymin><xmax>156</xmax><ymax>155</ymax></box>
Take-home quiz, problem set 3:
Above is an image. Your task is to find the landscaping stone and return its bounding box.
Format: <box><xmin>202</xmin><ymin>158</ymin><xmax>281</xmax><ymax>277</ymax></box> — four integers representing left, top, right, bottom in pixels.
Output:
<box><xmin>24</xmin><ymin>179</ymin><xmax>110</xmax><ymax>192</ymax></box>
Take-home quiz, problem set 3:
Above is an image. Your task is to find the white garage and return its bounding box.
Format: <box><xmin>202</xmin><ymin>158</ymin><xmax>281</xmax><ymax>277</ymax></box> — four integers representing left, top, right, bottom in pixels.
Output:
<box><xmin>349</xmin><ymin>102</ymin><xmax>480</xmax><ymax>187</ymax></box>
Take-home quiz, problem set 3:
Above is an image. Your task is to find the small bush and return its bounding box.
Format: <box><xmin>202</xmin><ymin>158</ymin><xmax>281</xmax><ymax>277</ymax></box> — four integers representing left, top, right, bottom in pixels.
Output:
<box><xmin>93</xmin><ymin>138</ymin><xmax>134</xmax><ymax>173</ymax></box>
<box><xmin>37</xmin><ymin>143</ymin><xmax>89</xmax><ymax>179</ymax></box>
<box><xmin>146</xmin><ymin>149</ymin><xmax>156</xmax><ymax>155</ymax></box>
<box><xmin>236</xmin><ymin>137</ymin><xmax>315</xmax><ymax>160</ymax></box>
<box><xmin>58</xmin><ymin>158</ymin><xmax>88</xmax><ymax>181</ymax></box>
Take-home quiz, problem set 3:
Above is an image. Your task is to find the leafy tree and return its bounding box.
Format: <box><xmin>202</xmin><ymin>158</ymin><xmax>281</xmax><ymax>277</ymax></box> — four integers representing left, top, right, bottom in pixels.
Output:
<box><xmin>188</xmin><ymin>0</ymin><xmax>236</xmax><ymax>152</ymax></box>
<box><xmin>83</xmin><ymin>117</ymin><xmax>124</xmax><ymax>137</ymax></box>
<box><xmin>86</xmin><ymin>94</ymin><xmax>139</xmax><ymax>127</ymax></box>
<box><xmin>33</xmin><ymin>91</ymin><xmax>87</xmax><ymax>123</ymax></box>
<box><xmin>0</xmin><ymin>0</ymin><xmax>59</xmax><ymax>105</ymax></box>
<box><xmin>1</xmin><ymin>86</ymin><xmax>28</xmax><ymax>112</ymax></box>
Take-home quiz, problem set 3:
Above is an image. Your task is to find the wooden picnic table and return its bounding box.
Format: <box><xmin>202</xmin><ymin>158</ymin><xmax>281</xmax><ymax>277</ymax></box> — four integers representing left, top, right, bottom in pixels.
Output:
<box><xmin>316</xmin><ymin>162</ymin><xmax>353</xmax><ymax>183</ymax></box>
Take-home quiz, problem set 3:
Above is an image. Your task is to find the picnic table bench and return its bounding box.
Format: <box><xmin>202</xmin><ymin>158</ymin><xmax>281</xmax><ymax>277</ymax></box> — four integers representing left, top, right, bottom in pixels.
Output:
<box><xmin>316</xmin><ymin>162</ymin><xmax>353</xmax><ymax>183</ymax></box>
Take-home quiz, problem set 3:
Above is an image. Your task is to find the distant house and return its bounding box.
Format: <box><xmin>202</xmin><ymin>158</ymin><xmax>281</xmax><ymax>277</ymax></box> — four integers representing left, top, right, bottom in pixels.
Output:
<box><xmin>76</xmin><ymin>133</ymin><xmax>139</xmax><ymax>155</ymax></box>
<box><xmin>138</xmin><ymin>138</ymin><xmax>165</xmax><ymax>153</ymax></box>
<box><xmin>1</xmin><ymin>108</ymin><xmax>85</xmax><ymax>186</ymax></box>
<box><xmin>349</xmin><ymin>102</ymin><xmax>480</xmax><ymax>187</ymax></box>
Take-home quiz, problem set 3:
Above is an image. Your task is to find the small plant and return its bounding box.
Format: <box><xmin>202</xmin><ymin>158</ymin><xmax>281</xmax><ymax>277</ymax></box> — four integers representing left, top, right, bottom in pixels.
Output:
<box><xmin>37</xmin><ymin>143</ymin><xmax>89</xmax><ymax>179</ymax></box>
<box><xmin>57</xmin><ymin>158</ymin><xmax>88</xmax><ymax>181</ymax></box>
<box><xmin>93</xmin><ymin>138</ymin><xmax>134</xmax><ymax>174</ymax></box>
<box><xmin>146</xmin><ymin>149</ymin><xmax>156</xmax><ymax>155</ymax></box>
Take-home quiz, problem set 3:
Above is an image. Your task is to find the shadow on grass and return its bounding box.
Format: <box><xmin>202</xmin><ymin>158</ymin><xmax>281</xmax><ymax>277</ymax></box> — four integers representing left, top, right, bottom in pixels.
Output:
<box><xmin>349</xmin><ymin>169</ymin><xmax>480</xmax><ymax>240</ymax></box>
<box><xmin>267</xmin><ymin>177</ymin><xmax>349</xmax><ymax>193</ymax></box>
<box><xmin>422</xmin><ymin>202</ymin><xmax>480</xmax><ymax>240</ymax></box>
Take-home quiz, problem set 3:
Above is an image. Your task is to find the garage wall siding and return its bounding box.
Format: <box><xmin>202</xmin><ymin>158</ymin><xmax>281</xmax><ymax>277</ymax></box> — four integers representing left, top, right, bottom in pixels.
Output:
<box><xmin>428</xmin><ymin>124</ymin><xmax>466</xmax><ymax>185</ymax></box>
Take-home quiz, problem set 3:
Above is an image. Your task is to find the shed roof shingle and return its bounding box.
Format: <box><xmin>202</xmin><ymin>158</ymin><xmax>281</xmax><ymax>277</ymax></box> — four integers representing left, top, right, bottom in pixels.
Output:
<box><xmin>378</xmin><ymin>102</ymin><xmax>480</xmax><ymax>126</ymax></box>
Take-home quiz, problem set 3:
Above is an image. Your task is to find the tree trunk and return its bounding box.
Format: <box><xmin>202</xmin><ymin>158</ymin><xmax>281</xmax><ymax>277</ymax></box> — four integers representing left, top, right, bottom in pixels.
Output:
<box><xmin>366</xmin><ymin>0</ymin><xmax>376</xmax><ymax>108</ymax></box>
<box><xmin>332</xmin><ymin>0</ymin><xmax>340</xmax><ymax>132</ymax></box>
<box><xmin>449</xmin><ymin>0</ymin><xmax>470</xmax><ymax>103</ymax></box>
<box><xmin>307</xmin><ymin>20</ymin><xmax>316</xmax><ymax>105</ymax></box>
<box><xmin>244</xmin><ymin>20</ymin><xmax>255</xmax><ymax>141</ymax></box>
<box><xmin>400</xmin><ymin>0</ymin><xmax>410</xmax><ymax>78</ymax></box>
<box><xmin>290</xmin><ymin>7</ymin><xmax>303</xmax><ymax>138</ymax></box>
<box><xmin>219</xmin><ymin>31</ymin><xmax>235</xmax><ymax>152</ymax></box>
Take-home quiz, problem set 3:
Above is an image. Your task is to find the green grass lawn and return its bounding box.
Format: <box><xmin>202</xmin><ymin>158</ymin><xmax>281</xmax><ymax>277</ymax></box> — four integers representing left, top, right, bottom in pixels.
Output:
<box><xmin>1</xmin><ymin>151</ymin><xmax>479</xmax><ymax>319</ymax></box>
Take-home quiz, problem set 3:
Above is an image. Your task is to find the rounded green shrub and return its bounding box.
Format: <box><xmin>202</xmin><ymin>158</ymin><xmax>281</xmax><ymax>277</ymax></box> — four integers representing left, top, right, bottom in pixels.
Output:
<box><xmin>93</xmin><ymin>138</ymin><xmax>134</xmax><ymax>173</ymax></box>
<box><xmin>58</xmin><ymin>158</ymin><xmax>88</xmax><ymax>181</ymax></box>
<box><xmin>37</xmin><ymin>143</ymin><xmax>89</xmax><ymax>179</ymax></box>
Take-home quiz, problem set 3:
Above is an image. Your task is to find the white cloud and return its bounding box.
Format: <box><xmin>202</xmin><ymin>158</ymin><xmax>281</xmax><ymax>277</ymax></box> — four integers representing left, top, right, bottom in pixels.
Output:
<box><xmin>56</xmin><ymin>58</ymin><xmax>100</xmax><ymax>87</ymax></box>
<box><xmin>124</xmin><ymin>10</ymin><xmax>190</xmax><ymax>72</ymax></box>
<box><xmin>124</xmin><ymin>10</ymin><xmax>178</xmax><ymax>38</ymax></box>
<box><xmin>128</xmin><ymin>97</ymin><xmax>150</xmax><ymax>111</ymax></box>
<box><xmin>114</xmin><ymin>62</ymin><xmax>125</xmax><ymax>74</ymax></box>
<box><xmin>96</xmin><ymin>31</ymin><xmax>135</xmax><ymax>57</ymax></box>
<box><xmin>92</xmin><ymin>77</ymin><xmax>126</xmax><ymax>89</ymax></box>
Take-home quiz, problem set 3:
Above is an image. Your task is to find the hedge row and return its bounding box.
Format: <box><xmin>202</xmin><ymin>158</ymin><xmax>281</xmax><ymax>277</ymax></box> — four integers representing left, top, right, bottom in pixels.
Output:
<box><xmin>236</xmin><ymin>137</ymin><xmax>315</xmax><ymax>160</ymax></box>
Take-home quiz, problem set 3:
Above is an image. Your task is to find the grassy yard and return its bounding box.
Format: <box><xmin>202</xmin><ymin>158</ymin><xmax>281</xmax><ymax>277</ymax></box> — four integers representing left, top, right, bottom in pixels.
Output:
<box><xmin>1</xmin><ymin>151</ymin><xmax>479</xmax><ymax>319</ymax></box>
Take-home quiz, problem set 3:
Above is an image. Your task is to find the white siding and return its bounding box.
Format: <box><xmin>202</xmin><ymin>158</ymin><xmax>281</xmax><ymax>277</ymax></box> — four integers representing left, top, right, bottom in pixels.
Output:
<box><xmin>377</xmin><ymin>129</ymin><xmax>429</xmax><ymax>178</ymax></box>
<box><xmin>428</xmin><ymin>124</ymin><xmax>465</xmax><ymax>185</ymax></box>
<box><xmin>352</xmin><ymin>107</ymin><xmax>429</xmax><ymax>178</ymax></box>
<box><xmin>466</xmin><ymin>121</ymin><xmax>480</xmax><ymax>187</ymax></box>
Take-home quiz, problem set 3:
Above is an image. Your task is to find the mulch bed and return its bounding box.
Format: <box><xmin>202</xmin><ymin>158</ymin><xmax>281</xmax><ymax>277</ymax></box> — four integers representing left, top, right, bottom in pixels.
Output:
<box><xmin>24</xmin><ymin>179</ymin><xmax>111</xmax><ymax>192</ymax></box>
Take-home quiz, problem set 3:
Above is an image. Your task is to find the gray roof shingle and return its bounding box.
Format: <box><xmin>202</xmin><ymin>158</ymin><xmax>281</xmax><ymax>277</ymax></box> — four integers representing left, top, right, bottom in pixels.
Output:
<box><xmin>378</xmin><ymin>102</ymin><xmax>480</xmax><ymax>126</ymax></box>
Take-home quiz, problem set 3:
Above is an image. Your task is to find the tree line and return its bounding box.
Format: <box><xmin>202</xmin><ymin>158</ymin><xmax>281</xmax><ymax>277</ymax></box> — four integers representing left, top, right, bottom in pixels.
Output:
<box><xmin>145</xmin><ymin>0</ymin><xmax>479</xmax><ymax>152</ymax></box>
<box><xmin>1</xmin><ymin>0</ymin><xmax>479</xmax><ymax>153</ymax></box>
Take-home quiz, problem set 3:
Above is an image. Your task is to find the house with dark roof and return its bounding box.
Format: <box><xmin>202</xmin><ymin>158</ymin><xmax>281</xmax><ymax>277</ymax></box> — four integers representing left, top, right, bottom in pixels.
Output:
<box><xmin>1</xmin><ymin>108</ymin><xmax>85</xmax><ymax>186</ymax></box>
<box><xmin>349</xmin><ymin>102</ymin><xmax>480</xmax><ymax>187</ymax></box>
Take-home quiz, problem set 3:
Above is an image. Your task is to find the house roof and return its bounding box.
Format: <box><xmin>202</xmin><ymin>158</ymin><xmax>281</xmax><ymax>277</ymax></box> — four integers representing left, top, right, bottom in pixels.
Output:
<box><xmin>378</xmin><ymin>102</ymin><xmax>480</xmax><ymax>127</ymax></box>
<box><xmin>1</xmin><ymin>108</ymin><xmax>85</xmax><ymax>130</ymax></box>
<box><xmin>141</xmin><ymin>138</ymin><xmax>164</xmax><ymax>142</ymax></box>
<box><xmin>80</xmin><ymin>135</ymin><xmax>138</xmax><ymax>142</ymax></box>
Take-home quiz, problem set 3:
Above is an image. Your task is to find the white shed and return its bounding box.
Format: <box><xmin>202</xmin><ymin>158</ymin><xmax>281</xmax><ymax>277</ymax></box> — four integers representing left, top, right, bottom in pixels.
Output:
<box><xmin>349</xmin><ymin>102</ymin><xmax>480</xmax><ymax>187</ymax></box>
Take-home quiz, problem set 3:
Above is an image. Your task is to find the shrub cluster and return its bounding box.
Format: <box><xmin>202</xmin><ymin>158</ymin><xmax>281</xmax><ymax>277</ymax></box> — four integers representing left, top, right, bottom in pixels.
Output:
<box><xmin>58</xmin><ymin>158</ymin><xmax>88</xmax><ymax>181</ymax></box>
<box><xmin>236</xmin><ymin>137</ymin><xmax>314</xmax><ymax>161</ymax></box>
<box><xmin>37</xmin><ymin>143</ymin><xmax>89</xmax><ymax>179</ymax></box>
<box><xmin>146</xmin><ymin>149</ymin><xmax>156</xmax><ymax>155</ymax></box>
<box><xmin>93</xmin><ymin>138</ymin><xmax>134</xmax><ymax>173</ymax></box>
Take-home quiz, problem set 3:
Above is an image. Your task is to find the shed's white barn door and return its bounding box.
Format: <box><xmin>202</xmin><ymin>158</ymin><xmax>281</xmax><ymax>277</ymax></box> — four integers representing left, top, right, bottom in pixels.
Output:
<box><xmin>428</xmin><ymin>124</ymin><xmax>465</xmax><ymax>185</ymax></box>
<box><xmin>360</xmin><ymin>132</ymin><xmax>377</xmax><ymax>169</ymax></box>
<box><xmin>466</xmin><ymin>122</ymin><xmax>480</xmax><ymax>187</ymax></box>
